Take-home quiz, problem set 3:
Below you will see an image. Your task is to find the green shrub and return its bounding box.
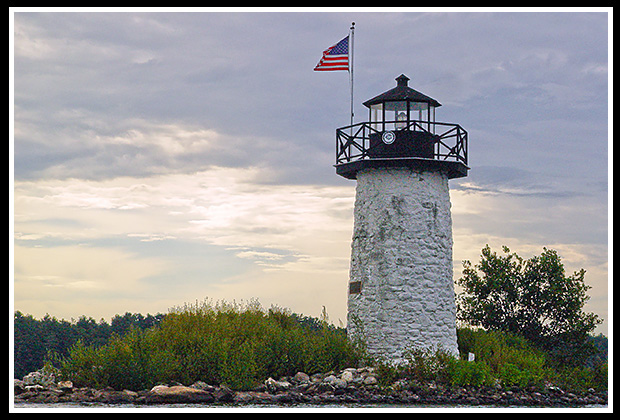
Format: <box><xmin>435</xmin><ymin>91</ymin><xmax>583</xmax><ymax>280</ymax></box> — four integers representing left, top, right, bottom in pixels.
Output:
<box><xmin>58</xmin><ymin>299</ymin><xmax>364</xmax><ymax>391</ymax></box>
<box><xmin>58</xmin><ymin>340</ymin><xmax>103</xmax><ymax>388</ymax></box>
<box><xmin>402</xmin><ymin>348</ymin><xmax>449</xmax><ymax>382</ymax></box>
<box><xmin>379</xmin><ymin>328</ymin><xmax>606</xmax><ymax>390</ymax></box>
<box><xmin>446</xmin><ymin>358</ymin><xmax>493</xmax><ymax>387</ymax></box>
<box><xmin>399</xmin><ymin>347</ymin><xmax>493</xmax><ymax>387</ymax></box>
<box><xmin>548</xmin><ymin>364</ymin><xmax>608</xmax><ymax>391</ymax></box>
<box><xmin>457</xmin><ymin>328</ymin><xmax>547</xmax><ymax>387</ymax></box>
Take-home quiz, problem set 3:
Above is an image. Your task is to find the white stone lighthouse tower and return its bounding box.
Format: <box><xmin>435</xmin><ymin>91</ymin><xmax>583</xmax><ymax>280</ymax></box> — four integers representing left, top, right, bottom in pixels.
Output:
<box><xmin>335</xmin><ymin>75</ymin><xmax>469</xmax><ymax>361</ymax></box>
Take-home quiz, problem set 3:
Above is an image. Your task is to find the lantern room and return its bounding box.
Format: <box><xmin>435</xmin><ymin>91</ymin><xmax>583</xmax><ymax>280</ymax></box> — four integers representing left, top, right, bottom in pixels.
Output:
<box><xmin>335</xmin><ymin>74</ymin><xmax>469</xmax><ymax>180</ymax></box>
<box><xmin>363</xmin><ymin>74</ymin><xmax>441</xmax><ymax>133</ymax></box>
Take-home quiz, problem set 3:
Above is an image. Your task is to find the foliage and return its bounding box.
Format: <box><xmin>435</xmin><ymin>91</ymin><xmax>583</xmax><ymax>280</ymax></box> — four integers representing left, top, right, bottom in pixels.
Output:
<box><xmin>456</xmin><ymin>328</ymin><xmax>547</xmax><ymax>387</ymax></box>
<box><xmin>587</xmin><ymin>333</ymin><xmax>609</xmax><ymax>368</ymax></box>
<box><xmin>456</xmin><ymin>245</ymin><xmax>602</xmax><ymax>366</ymax></box>
<box><xmin>13</xmin><ymin>311</ymin><xmax>165</xmax><ymax>379</ymax></box>
<box><xmin>56</xmin><ymin>299</ymin><xmax>364</xmax><ymax>391</ymax></box>
<box><xmin>374</xmin><ymin>328</ymin><xmax>607</xmax><ymax>391</ymax></box>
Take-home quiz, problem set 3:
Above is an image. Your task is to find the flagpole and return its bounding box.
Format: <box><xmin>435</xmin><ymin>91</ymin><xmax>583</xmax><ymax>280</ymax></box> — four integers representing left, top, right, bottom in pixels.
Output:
<box><xmin>349</xmin><ymin>22</ymin><xmax>355</xmax><ymax>128</ymax></box>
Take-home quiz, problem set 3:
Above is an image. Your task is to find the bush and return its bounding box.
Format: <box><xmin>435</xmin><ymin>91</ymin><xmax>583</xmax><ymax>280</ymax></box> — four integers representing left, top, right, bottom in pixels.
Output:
<box><xmin>58</xmin><ymin>299</ymin><xmax>364</xmax><ymax>391</ymax></box>
<box><xmin>398</xmin><ymin>347</ymin><xmax>494</xmax><ymax>387</ymax></box>
<box><xmin>402</xmin><ymin>348</ymin><xmax>452</xmax><ymax>383</ymax></box>
<box><xmin>380</xmin><ymin>328</ymin><xmax>606</xmax><ymax>390</ymax></box>
<box><xmin>446</xmin><ymin>358</ymin><xmax>493</xmax><ymax>387</ymax></box>
<box><xmin>548</xmin><ymin>363</ymin><xmax>608</xmax><ymax>391</ymax></box>
<box><xmin>457</xmin><ymin>328</ymin><xmax>547</xmax><ymax>387</ymax></box>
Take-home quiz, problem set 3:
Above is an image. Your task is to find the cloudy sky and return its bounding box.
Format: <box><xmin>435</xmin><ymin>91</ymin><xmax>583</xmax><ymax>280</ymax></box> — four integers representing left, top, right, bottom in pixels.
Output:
<box><xmin>10</xmin><ymin>9</ymin><xmax>610</xmax><ymax>334</ymax></box>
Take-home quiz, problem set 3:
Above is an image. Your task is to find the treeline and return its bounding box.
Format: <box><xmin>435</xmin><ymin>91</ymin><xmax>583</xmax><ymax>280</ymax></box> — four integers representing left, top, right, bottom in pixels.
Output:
<box><xmin>13</xmin><ymin>311</ymin><xmax>166</xmax><ymax>379</ymax></box>
<box><xmin>587</xmin><ymin>333</ymin><xmax>609</xmax><ymax>368</ymax></box>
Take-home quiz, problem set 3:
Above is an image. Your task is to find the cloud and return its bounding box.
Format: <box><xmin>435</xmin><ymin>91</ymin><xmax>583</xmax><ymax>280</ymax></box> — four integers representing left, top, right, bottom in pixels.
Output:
<box><xmin>451</xmin><ymin>165</ymin><xmax>586</xmax><ymax>199</ymax></box>
<box><xmin>14</xmin><ymin>110</ymin><xmax>335</xmax><ymax>185</ymax></box>
<box><xmin>14</xmin><ymin>116</ymin><xmax>235</xmax><ymax>180</ymax></box>
<box><xmin>13</xmin><ymin>165</ymin><xmax>356</xmax><ymax>320</ymax></box>
<box><xmin>15</xmin><ymin>166</ymin><xmax>353</xmax><ymax>240</ymax></box>
<box><xmin>12</xmin><ymin>11</ymin><xmax>608</xmax><ymax>332</ymax></box>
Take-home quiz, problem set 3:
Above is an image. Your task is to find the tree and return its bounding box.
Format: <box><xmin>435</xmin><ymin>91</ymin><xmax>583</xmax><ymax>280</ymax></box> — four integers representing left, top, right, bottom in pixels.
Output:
<box><xmin>456</xmin><ymin>245</ymin><xmax>602</xmax><ymax>366</ymax></box>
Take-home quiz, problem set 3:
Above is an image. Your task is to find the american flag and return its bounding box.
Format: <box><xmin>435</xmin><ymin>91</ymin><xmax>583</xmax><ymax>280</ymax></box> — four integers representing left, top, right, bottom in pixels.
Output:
<box><xmin>314</xmin><ymin>36</ymin><xmax>349</xmax><ymax>72</ymax></box>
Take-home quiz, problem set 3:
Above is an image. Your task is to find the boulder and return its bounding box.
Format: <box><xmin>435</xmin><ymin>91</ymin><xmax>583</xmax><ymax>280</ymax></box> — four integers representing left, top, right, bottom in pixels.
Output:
<box><xmin>363</xmin><ymin>375</ymin><xmax>378</xmax><ymax>385</ymax></box>
<box><xmin>323</xmin><ymin>374</ymin><xmax>347</xmax><ymax>389</ymax></box>
<box><xmin>146</xmin><ymin>385</ymin><xmax>214</xmax><ymax>404</ymax></box>
<box><xmin>57</xmin><ymin>381</ymin><xmax>73</xmax><ymax>393</ymax></box>
<box><xmin>14</xmin><ymin>379</ymin><xmax>25</xmax><ymax>395</ymax></box>
<box><xmin>293</xmin><ymin>372</ymin><xmax>310</xmax><ymax>384</ymax></box>
<box><xmin>340</xmin><ymin>370</ymin><xmax>355</xmax><ymax>383</ymax></box>
<box><xmin>265</xmin><ymin>377</ymin><xmax>292</xmax><ymax>392</ymax></box>
<box><xmin>233</xmin><ymin>391</ymin><xmax>274</xmax><ymax>404</ymax></box>
<box><xmin>214</xmin><ymin>385</ymin><xmax>234</xmax><ymax>402</ymax></box>
<box><xmin>190</xmin><ymin>381</ymin><xmax>215</xmax><ymax>392</ymax></box>
<box><xmin>23</xmin><ymin>369</ymin><xmax>55</xmax><ymax>387</ymax></box>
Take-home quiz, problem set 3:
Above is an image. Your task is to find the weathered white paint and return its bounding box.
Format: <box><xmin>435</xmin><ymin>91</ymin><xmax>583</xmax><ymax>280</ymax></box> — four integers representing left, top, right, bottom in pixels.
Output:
<box><xmin>347</xmin><ymin>167</ymin><xmax>458</xmax><ymax>361</ymax></box>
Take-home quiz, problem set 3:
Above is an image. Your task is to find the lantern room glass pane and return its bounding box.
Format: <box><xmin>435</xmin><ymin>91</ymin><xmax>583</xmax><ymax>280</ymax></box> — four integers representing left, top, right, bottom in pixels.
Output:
<box><xmin>370</xmin><ymin>103</ymin><xmax>383</xmax><ymax>131</ymax></box>
<box><xmin>410</xmin><ymin>101</ymin><xmax>428</xmax><ymax>122</ymax></box>
<box><xmin>385</xmin><ymin>101</ymin><xmax>406</xmax><ymax>131</ymax></box>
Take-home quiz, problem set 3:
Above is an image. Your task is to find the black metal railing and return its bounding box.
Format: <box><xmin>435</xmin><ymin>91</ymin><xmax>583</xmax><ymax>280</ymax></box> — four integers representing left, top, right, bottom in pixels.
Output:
<box><xmin>336</xmin><ymin>120</ymin><xmax>468</xmax><ymax>166</ymax></box>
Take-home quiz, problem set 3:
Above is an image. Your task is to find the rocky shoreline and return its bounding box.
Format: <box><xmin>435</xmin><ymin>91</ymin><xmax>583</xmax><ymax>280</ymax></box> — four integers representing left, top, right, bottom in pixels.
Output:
<box><xmin>14</xmin><ymin>367</ymin><xmax>607</xmax><ymax>408</ymax></box>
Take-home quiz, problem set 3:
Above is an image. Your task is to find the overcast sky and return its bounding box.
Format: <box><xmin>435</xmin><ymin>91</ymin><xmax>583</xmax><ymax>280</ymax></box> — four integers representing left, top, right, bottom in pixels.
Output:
<box><xmin>11</xmin><ymin>9</ymin><xmax>610</xmax><ymax>334</ymax></box>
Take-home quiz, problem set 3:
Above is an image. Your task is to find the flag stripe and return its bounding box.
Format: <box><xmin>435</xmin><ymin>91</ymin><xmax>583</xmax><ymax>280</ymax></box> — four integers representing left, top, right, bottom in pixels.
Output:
<box><xmin>314</xmin><ymin>36</ymin><xmax>349</xmax><ymax>72</ymax></box>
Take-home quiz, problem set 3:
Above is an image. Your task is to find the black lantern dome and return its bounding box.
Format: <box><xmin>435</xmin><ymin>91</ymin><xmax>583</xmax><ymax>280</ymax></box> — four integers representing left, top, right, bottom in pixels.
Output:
<box><xmin>363</xmin><ymin>74</ymin><xmax>441</xmax><ymax>108</ymax></box>
<box><xmin>335</xmin><ymin>74</ymin><xmax>469</xmax><ymax>180</ymax></box>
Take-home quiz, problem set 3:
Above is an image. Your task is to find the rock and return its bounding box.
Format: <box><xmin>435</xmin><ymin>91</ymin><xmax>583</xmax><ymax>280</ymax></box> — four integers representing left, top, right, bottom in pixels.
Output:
<box><xmin>323</xmin><ymin>374</ymin><xmax>338</xmax><ymax>383</ymax></box>
<box><xmin>23</xmin><ymin>369</ymin><xmax>55</xmax><ymax>387</ymax></box>
<box><xmin>363</xmin><ymin>375</ymin><xmax>378</xmax><ymax>385</ymax></box>
<box><xmin>146</xmin><ymin>385</ymin><xmax>214</xmax><ymax>404</ymax></box>
<box><xmin>314</xmin><ymin>381</ymin><xmax>335</xmax><ymax>393</ymax></box>
<box><xmin>57</xmin><ymin>381</ymin><xmax>73</xmax><ymax>393</ymax></box>
<box><xmin>334</xmin><ymin>378</ymin><xmax>348</xmax><ymax>389</ymax></box>
<box><xmin>190</xmin><ymin>381</ymin><xmax>216</xmax><ymax>392</ymax></box>
<box><xmin>14</xmin><ymin>379</ymin><xmax>25</xmax><ymax>395</ymax></box>
<box><xmin>214</xmin><ymin>385</ymin><xmax>234</xmax><ymax>402</ymax></box>
<box><xmin>265</xmin><ymin>377</ymin><xmax>291</xmax><ymax>392</ymax></box>
<box><xmin>123</xmin><ymin>389</ymin><xmax>139</xmax><ymax>399</ymax></box>
<box><xmin>232</xmin><ymin>391</ymin><xmax>254</xmax><ymax>404</ymax></box>
<box><xmin>99</xmin><ymin>389</ymin><xmax>139</xmax><ymax>404</ymax></box>
<box><xmin>310</xmin><ymin>372</ymin><xmax>324</xmax><ymax>382</ymax></box>
<box><xmin>341</xmin><ymin>370</ymin><xmax>355</xmax><ymax>382</ymax></box>
<box><xmin>13</xmin><ymin>366</ymin><xmax>608</xmax><ymax>408</ymax></box>
<box><xmin>28</xmin><ymin>390</ymin><xmax>60</xmax><ymax>404</ymax></box>
<box><xmin>293</xmin><ymin>372</ymin><xmax>310</xmax><ymax>383</ymax></box>
<box><xmin>233</xmin><ymin>391</ymin><xmax>274</xmax><ymax>404</ymax></box>
<box><xmin>272</xmin><ymin>392</ymin><xmax>295</xmax><ymax>403</ymax></box>
<box><xmin>149</xmin><ymin>385</ymin><xmax>168</xmax><ymax>395</ymax></box>
<box><xmin>322</xmin><ymin>374</ymin><xmax>348</xmax><ymax>389</ymax></box>
<box><xmin>68</xmin><ymin>387</ymin><xmax>96</xmax><ymax>403</ymax></box>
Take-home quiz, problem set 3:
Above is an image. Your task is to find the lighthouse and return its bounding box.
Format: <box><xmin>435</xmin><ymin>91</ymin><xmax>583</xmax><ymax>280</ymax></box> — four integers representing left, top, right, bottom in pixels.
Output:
<box><xmin>335</xmin><ymin>74</ymin><xmax>469</xmax><ymax>361</ymax></box>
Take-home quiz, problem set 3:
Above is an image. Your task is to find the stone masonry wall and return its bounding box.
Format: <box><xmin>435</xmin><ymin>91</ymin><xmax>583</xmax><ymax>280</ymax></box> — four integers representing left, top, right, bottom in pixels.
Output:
<box><xmin>347</xmin><ymin>167</ymin><xmax>458</xmax><ymax>361</ymax></box>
